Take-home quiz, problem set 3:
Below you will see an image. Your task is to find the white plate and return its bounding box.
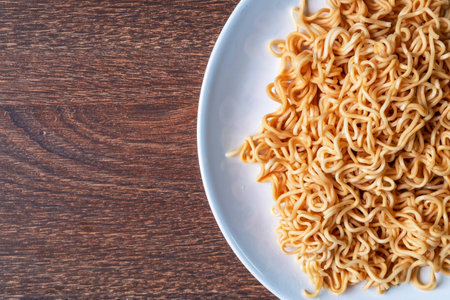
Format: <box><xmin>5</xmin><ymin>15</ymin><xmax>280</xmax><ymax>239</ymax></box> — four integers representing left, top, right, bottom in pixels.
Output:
<box><xmin>197</xmin><ymin>0</ymin><xmax>449</xmax><ymax>299</ymax></box>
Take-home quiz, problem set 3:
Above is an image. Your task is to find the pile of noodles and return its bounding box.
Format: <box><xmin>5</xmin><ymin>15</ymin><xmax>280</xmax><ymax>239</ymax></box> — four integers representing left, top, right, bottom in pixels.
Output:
<box><xmin>229</xmin><ymin>0</ymin><xmax>450</xmax><ymax>296</ymax></box>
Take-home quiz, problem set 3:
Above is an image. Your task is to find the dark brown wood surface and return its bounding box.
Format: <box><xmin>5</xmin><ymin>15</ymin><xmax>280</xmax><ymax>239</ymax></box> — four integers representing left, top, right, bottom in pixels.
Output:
<box><xmin>0</xmin><ymin>0</ymin><xmax>275</xmax><ymax>298</ymax></box>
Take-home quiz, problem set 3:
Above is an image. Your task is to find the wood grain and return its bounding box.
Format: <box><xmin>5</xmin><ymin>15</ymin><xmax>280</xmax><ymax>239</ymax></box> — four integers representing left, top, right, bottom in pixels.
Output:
<box><xmin>0</xmin><ymin>1</ymin><xmax>275</xmax><ymax>298</ymax></box>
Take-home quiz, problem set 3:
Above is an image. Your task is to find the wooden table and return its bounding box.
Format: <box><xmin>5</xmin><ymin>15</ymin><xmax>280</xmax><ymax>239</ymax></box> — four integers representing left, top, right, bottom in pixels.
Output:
<box><xmin>0</xmin><ymin>0</ymin><xmax>274</xmax><ymax>298</ymax></box>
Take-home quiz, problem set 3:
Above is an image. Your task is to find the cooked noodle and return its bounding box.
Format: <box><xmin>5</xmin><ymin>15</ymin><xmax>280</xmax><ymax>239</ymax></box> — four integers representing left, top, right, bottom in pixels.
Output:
<box><xmin>228</xmin><ymin>0</ymin><xmax>450</xmax><ymax>296</ymax></box>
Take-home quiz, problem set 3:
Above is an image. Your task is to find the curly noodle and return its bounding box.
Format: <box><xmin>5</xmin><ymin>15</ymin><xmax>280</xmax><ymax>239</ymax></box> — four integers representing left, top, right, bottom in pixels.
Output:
<box><xmin>228</xmin><ymin>0</ymin><xmax>450</xmax><ymax>296</ymax></box>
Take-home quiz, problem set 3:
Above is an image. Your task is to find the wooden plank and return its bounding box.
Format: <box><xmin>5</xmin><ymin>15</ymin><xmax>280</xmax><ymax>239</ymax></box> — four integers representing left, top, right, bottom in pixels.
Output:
<box><xmin>0</xmin><ymin>0</ymin><xmax>274</xmax><ymax>298</ymax></box>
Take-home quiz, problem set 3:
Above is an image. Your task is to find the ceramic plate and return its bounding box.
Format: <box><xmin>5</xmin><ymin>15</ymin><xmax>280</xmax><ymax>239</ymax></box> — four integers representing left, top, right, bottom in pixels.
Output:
<box><xmin>197</xmin><ymin>0</ymin><xmax>449</xmax><ymax>299</ymax></box>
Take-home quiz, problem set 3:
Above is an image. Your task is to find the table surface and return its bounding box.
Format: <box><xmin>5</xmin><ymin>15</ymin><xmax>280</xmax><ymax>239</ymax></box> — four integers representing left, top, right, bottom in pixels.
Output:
<box><xmin>0</xmin><ymin>0</ymin><xmax>274</xmax><ymax>298</ymax></box>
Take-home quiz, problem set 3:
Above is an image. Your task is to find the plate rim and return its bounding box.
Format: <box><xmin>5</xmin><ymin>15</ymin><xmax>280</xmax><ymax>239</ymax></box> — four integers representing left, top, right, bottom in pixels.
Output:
<box><xmin>197</xmin><ymin>0</ymin><xmax>284</xmax><ymax>298</ymax></box>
